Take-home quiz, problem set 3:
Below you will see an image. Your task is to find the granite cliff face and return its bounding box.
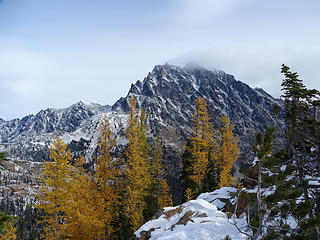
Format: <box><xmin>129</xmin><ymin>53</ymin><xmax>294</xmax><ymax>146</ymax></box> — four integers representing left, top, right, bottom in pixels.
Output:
<box><xmin>0</xmin><ymin>63</ymin><xmax>282</xmax><ymax>202</ymax></box>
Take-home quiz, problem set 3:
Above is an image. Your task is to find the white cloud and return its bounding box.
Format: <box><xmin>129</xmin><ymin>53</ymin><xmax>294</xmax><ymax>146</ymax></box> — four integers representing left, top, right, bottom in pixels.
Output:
<box><xmin>170</xmin><ymin>43</ymin><xmax>320</xmax><ymax>98</ymax></box>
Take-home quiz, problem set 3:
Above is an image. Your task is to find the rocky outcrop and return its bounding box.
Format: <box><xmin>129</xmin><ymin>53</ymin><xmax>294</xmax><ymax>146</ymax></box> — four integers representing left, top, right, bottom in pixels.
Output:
<box><xmin>134</xmin><ymin>198</ymin><xmax>249</xmax><ymax>240</ymax></box>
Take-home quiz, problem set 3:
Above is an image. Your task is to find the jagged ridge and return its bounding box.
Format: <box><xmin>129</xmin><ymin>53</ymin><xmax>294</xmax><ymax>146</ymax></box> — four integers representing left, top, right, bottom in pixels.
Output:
<box><xmin>0</xmin><ymin>63</ymin><xmax>282</xmax><ymax>202</ymax></box>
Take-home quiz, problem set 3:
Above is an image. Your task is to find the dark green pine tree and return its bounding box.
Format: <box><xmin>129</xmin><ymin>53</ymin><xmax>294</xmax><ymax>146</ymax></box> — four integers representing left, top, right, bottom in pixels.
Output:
<box><xmin>180</xmin><ymin>140</ymin><xmax>219</xmax><ymax>202</ymax></box>
<box><xmin>16</xmin><ymin>206</ymin><xmax>45</xmax><ymax>240</ymax></box>
<box><xmin>238</xmin><ymin>65</ymin><xmax>320</xmax><ymax>240</ymax></box>
<box><xmin>180</xmin><ymin>141</ymin><xmax>197</xmax><ymax>202</ymax></box>
<box><xmin>250</xmin><ymin>126</ymin><xmax>274</xmax><ymax>240</ymax></box>
<box><xmin>202</xmin><ymin>149</ymin><xmax>219</xmax><ymax>193</ymax></box>
<box><xmin>0</xmin><ymin>152</ymin><xmax>8</xmax><ymax>162</ymax></box>
<box><xmin>264</xmin><ymin>64</ymin><xmax>320</xmax><ymax>239</ymax></box>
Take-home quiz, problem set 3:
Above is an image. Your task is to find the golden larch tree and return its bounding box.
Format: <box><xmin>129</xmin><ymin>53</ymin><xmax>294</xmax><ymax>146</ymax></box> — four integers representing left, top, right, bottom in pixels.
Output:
<box><xmin>64</xmin><ymin>156</ymin><xmax>104</xmax><ymax>239</ymax></box>
<box><xmin>93</xmin><ymin>114</ymin><xmax>119</xmax><ymax>238</ymax></box>
<box><xmin>65</xmin><ymin>115</ymin><xmax>119</xmax><ymax>239</ymax></box>
<box><xmin>124</xmin><ymin>97</ymin><xmax>151</xmax><ymax>231</ymax></box>
<box><xmin>158</xmin><ymin>179</ymin><xmax>173</xmax><ymax>209</ymax></box>
<box><xmin>34</xmin><ymin>137</ymin><xmax>73</xmax><ymax>240</ymax></box>
<box><xmin>218</xmin><ymin>116</ymin><xmax>240</xmax><ymax>188</ymax></box>
<box><xmin>188</xmin><ymin>97</ymin><xmax>217</xmax><ymax>194</ymax></box>
<box><xmin>185</xmin><ymin>188</ymin><xmax>194</xmax><ymax>202</ymax></box>
<box><xmin>0</xmin><ymin>221</ymin><xmax>16</xmax><ymax>240</ymax></box>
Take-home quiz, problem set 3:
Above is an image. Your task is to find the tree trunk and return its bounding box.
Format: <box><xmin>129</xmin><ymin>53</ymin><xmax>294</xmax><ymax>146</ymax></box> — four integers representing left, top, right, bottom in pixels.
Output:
<box><xmin>54</xmin><ymin>214</ymin><xmax>57</xmax><ymax>240</ymax></box>
<box><xmin>253</xmin><ymin>159</ymin><xmax>263</xmax><ymax>240</ymax></box>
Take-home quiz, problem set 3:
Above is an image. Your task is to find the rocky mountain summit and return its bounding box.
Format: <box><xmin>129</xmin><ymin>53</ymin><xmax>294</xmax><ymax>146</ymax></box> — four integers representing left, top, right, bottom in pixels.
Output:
<box><xmin>0</xmin><ymin>63</ymin><xmax>282</xmax><ymax>202</ymax></box>
<box><xmin>113</xmin><ymin>63</ymin><xmax>281</xmax><ymax>180</ymax></box>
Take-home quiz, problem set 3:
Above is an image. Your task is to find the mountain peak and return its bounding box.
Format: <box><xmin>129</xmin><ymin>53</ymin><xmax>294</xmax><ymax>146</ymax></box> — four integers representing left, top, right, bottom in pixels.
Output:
<box><xmin>72</xmin><ymin>101</ymin><xmax>93</xmax><ymax>108</ymax></box>
<box><xmin>152</xmin><ymin>63</ymin><xmax>183</xmax><ymax>75</ymax></box>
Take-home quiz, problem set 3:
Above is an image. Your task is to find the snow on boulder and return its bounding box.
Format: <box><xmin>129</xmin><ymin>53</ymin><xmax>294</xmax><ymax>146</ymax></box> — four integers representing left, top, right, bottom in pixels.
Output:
<box><xmin>134</xmin><ymin>198</ymin><xmax>248</xmax><ymax>240</ymax></box>
<box><xmin>197</xmin><ymin>187</ymin><xmax>238</xmax><ymax>211</ymax></box>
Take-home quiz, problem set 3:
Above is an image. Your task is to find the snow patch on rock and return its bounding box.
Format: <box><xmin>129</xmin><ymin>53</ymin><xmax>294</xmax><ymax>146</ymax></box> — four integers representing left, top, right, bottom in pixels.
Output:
<box><xmin>135</xmin><ymin>198</ymin><xmax>248</xmax><ymax>240</ymax></box>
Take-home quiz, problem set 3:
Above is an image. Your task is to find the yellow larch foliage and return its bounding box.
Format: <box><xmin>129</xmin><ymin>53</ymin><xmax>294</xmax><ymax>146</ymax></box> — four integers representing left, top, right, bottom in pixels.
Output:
<box><xmin>185</xmin><ymin>187</ymin><xmax>194</xmax><ymax>202</ymax></box>
<box><xmin>65</xmin><ymin>116</ymin><xmax>119</xmax><ymax>239</ymax></box>
<box><xmin>93</xmin><ymin>114</ymin><xmax>119</xmax><ymax>238</ymax></box>
<box><xmin>158</xmin><ymin>179</ymin><xmax>173</xmax><ymax>209</ymax></box>
<box><xmin>188</xmin><ymin>97</ymin><xmax>217</xmax><ymax>193</ymax></box>
<box><xmin>0</xmin><ymin>221</ymin><xmax>16</xmax><ymax>240</ymax></box>
<box><xmin>124</xmin><ymin>97</ymin><xmax>151</xmax><ymax>231</ymax></box>
<box><xmin>218</xmin><ymin>116</ymin><xmax>240</xmax><ymax>188</ymax></box>
<box><xmin>64</xmin><ymin>156</ymin><xmax>105</xmax><ymax>240</ymax></box>
<box><xmin>34</xmin><ymin>137</ymin><xmax>73</xmax><ymax>240</ymax></box>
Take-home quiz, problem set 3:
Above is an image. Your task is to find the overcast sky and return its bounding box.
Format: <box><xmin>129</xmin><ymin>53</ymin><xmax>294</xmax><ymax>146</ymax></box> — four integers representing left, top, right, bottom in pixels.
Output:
<box><xmin>1</xmin><ymin>0</ymin><xmax>320</xmax><ymax>120</ymax></box>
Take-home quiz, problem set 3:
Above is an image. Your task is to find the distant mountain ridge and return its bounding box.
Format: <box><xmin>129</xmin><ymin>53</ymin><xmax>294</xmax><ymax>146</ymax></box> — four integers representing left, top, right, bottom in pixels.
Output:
<box><xmin>0</xmin><ymin>102</ymin><xmax>110</xmax><ymax>142</ymax></box>
<box><xmin>0</xmin><ymin>63</ymin><xmax>282</xmax><ymax>201</ymax></box>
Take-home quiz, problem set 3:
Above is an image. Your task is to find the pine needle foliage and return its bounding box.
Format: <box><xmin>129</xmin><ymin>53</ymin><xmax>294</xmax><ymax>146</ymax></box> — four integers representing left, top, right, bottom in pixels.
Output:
<box><xmin>180</xmin><ymin>141</ymin><xmax>197</xmax><ymax>201</ymax></box>
<box><xmin>151</xmin><ymin>136</ymin><xmax>164</xmax><ymax>208</ymax></box>
<box><xmin>0</xmin><ymin>152</ymin><xmax>8</xmax><ymax>162</ymax></box>
<box><xmin>149</xmin><ymin>136</ymin><xmax>171</xmax><ymax>212</ymax></box>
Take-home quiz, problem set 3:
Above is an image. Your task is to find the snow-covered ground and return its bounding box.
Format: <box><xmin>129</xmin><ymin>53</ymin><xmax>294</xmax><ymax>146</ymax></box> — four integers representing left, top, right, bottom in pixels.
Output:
<box><xmin>135</xmin><ymin>197</ymin><xmax>249</xmax><ymax>240</ymax></box>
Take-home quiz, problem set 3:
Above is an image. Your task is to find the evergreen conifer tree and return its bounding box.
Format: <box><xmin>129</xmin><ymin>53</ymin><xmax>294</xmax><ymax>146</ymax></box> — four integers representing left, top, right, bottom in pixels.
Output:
<box><xmin>151</xmin><ymin>136</ymin><xmax>164</xmax><ymax>210</ymax></box>
<box><xmin>275</xmin><ymin>64</ymin><xmax>320</xmax><ymax>239</ymax></box>
<box><xmin>16</xmin><ymin>205</ymin><xmax>44</xmax><ymax>240</ymax></box>
<box><xmin>238</xmin><ymin>65</ymin><xmax>320</xmax><ymax>239</ymax></box>
<box><xmin>0</xmin><ymin>152</ymin><xmax>7</xmax><ymax>162</ymax></box>
<box><xmin>180</xmin><ymin>141</ymin><xmax>197</xmax><ymax>201</ymax></box>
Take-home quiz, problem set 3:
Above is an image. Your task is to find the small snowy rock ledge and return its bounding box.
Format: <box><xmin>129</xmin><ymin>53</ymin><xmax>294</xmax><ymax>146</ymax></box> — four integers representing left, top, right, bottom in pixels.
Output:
<box><xmin>135</xmin><ymin>198</ymin><xmax>248</xmax><ymax>240</ymax></box>
<box><xmin>197</xmin><ymin>187</ymin><xmax>238</xmax><ymax>211</ymax></box>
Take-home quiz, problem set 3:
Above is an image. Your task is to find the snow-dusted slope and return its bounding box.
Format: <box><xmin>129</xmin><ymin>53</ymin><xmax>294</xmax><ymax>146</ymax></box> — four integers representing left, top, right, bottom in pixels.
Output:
<box><xmin>1</xmin><ymin>64</ymin><xmax>281</xmax><ymax>163</ymax></box>
<box><xmin>0</xmin><ymin>103</ymin><xmax>127</xmax><ymax>162</ymax></box>
<box><xmin>0</xmin><ymin>63</ymin><xmax>282</xmax><ymax>203</ymax></box>
<box><xmin>0</xmin><ymin>101</ymin><xmax>110</xmax><ymax>142</ymax></box>
<box><xmin>135</xmin><ymin>198</ymin><xmax>249</xmax><ymax>240</ymax></box>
